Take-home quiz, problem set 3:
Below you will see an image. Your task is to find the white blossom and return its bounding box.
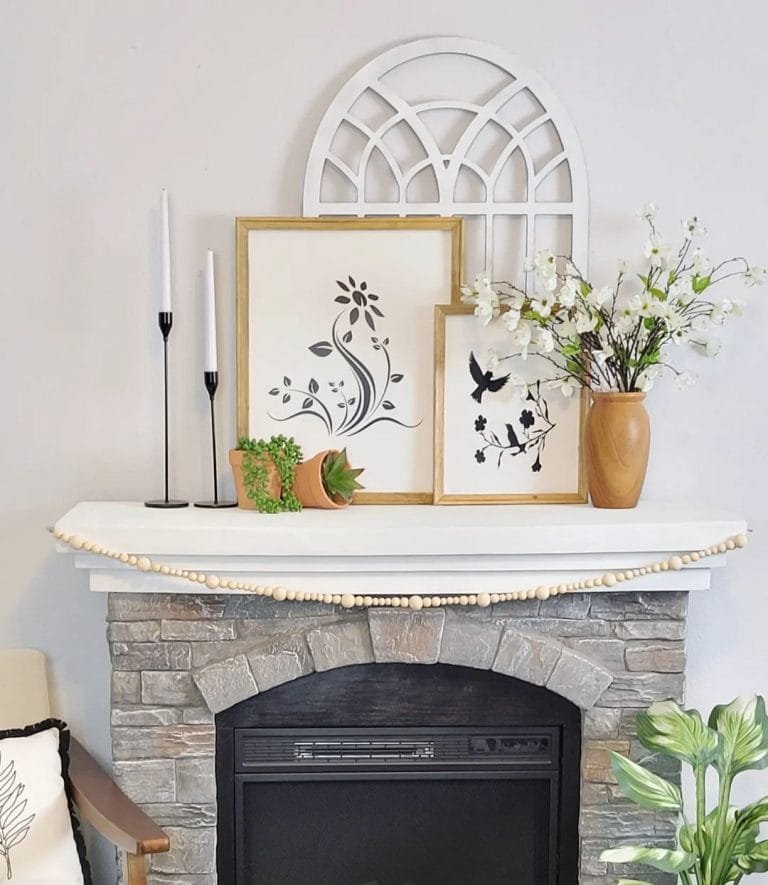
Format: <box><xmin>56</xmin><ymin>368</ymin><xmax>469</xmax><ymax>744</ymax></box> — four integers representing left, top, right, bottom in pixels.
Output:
<box><xmin>586</xmin><ymin>285</ymin><xmax>614</xmax><ymax>308</ymax></box>
<box><xmin>643</xmin><ymin>233</ymin><xmax>672</xmax><ymax>269</ymax></box>
<box><xmin>705</xmin><ymin>337</ymin><xmax>722</xmax><ymax>357</ymax></box>
<box><xmin>745</xmin><ymin>265</ymin><xmax>767</xmax><ymax>287</ymax></box>
<box><xmin>531</xmin><ymin>293</ymin><xmax>555</xmax><ymax>317</ymax></box>
<box><xmin>558</xmin><ymin>277</ymin><xmax>579</xmax><ymax>307</ymax></box>
<box><xmin>534</xmin><ymin>250</ymin><xmax>557</xmax><ymax>277</ymax></box>
<box><xmin>546</xmin><ymin>377</ymin><xmax>577</xmax><ymax>398</ymax></box>
<box><xmin>615</xmin><ymin>311</ymin><xmax>637</xmax><ymax>334</ymax></box>
<box><xmin>683</xmin><ymin>216</ymin><xmax>708</xmax><ymax>239</ymax></box>
<box><xmin>638</xmin><ymin>202</ymin><xmax>658</xmax><ymax>223</ymax></box>
<box><xmin>636</xmin><ymin>365</ymin><xmax>660</xmax><ymax>392</ymax></box>
<box><xmin>675</xmin><ymin>370</ymin><xmax>696</xmax><ymax>389</ymax></box>
<box><xmin>502</xmin><ymin>308</ymin><xmax>522</xmax><ymax>332</ymax></box>
<box><xmin>669</xmin><ymin>277</ymin><xmax>695</xmax><ymax>304</ymax></box>
<box><xmin>510</xmin><ymin>320</ymin><xmax>533</xmax><ymax>359</ymax></box>
<box><xmin>617</xmin><ymin>258</ymin><xmax>631</xmax><ymax>274</ymax></box>
<box><xmin>575</xmin><ymin>311</ymin><xmax>598</xmax><ymax>334</ymax></box>
<box><xmin>534</xmin><ymin>328</ymin><xmax>555</xmax><ymax>353</ymax></box>
<box><xmin>593</xmin><ymin>345</ymin><xmax>614</xmax><ymax>367</ymax></box>
<box><xmin>691</xmin><ymin>247</ymin><xmax>713</xmax><ymax>276</ymax></box>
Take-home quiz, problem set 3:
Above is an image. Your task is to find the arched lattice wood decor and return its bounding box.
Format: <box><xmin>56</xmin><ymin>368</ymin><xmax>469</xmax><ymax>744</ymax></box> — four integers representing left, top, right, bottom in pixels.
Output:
<box><xmin>304</xmin><ymin>37</ymin><xmax>589</xmax><ymax>282</ymax></box>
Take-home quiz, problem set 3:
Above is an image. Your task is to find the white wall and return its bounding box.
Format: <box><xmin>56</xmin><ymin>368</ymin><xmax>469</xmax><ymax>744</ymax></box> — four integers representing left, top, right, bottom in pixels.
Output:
<box><xmin>1</xmin><ymin>1</ymin><xmax>766</xmax><ymax>880</ymax></box>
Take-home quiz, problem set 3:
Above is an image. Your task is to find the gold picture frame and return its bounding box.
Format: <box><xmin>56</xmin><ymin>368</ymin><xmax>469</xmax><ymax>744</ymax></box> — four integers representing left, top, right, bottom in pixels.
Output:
<box><xmin>434</xmin><ymin>304</ymin><xmax>588</xmax><ymax>504</ymax></box>
<box><xmin>236</xmin><ymin>216</ymin><xmax>463</xmax><ymax>504</ymax></box>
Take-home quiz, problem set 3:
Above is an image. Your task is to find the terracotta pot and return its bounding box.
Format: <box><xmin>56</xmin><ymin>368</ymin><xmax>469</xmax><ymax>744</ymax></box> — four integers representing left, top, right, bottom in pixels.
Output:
<box><xmin>293</xmin><ymin>450</ymin><xmax>349</xmax><ymax>509</ymax></box>
<box><xmin>585</xmin><ymin>392</ymin><xmax>650</xmax><ymax>509</ymax></box>
<box><xmin>228</xmin><ymin>449</ymin><xmax>281</xmax><ymax>510</ymax></box>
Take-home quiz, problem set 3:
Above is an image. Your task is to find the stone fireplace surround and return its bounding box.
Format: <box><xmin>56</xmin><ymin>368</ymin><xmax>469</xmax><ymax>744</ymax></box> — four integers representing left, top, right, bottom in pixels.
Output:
<box><xmin>55</xmin><ymin>502</ymin><xmax>746</xmax><ymax>884</ymax></box>
<box><xmin>107</xmin><ymin>591</ymin><xmax>687</xmax><ymax>885</ymax></box>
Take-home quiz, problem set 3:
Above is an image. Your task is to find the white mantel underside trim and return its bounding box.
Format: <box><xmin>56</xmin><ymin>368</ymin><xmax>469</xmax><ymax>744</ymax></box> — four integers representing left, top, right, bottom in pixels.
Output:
<box><xmin>54</xmin><ymin>502</ymin><xmax>746</xmax><ymax>597</ymax></box>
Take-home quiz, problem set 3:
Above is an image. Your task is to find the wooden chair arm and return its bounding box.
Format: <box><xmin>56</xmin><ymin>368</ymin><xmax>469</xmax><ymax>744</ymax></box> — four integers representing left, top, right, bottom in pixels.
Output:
<box><xmin>68</xmin><ymin>738</ymin><xmax>170</xmax><ymax>857</ymax></box>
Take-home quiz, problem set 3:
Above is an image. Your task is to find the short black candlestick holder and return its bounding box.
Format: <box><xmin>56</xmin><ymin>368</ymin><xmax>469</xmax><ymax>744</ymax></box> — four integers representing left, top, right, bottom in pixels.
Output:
<box><xmin>195</xmin><ymin>371</ymin><xmax>236</xmax><ymax>508</ymax></box>
<box><xmin>146</xmin><ymin>312</ymin><xmax>189</xmax><ymax>509</ymax></box>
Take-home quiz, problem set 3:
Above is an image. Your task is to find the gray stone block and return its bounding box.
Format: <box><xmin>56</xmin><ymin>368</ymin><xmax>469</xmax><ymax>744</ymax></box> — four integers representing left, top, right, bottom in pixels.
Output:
<box><xmin>539</xmin><ymin>593</ymin><xmax>591</xmax><ymax>619</ymax></box>
<box><xmin>176</xmin><ymin>757</ymin><xmax>216</xmax><ymax>803</ymax></box>
<box><xmin>108</xmin><ymin>621</ymin><xmax>162</xmax><ymax>642</ymax></box>
<box><xmin>438</xmin><ymin>613</ymin><xmax>502</xmax><ymax>669</ymax></box>
<box><xmin>150</xmin><ymin>826</ymin><xmax>216</xmax><ymax>874</ymax></box>
<box><xmin>368</xmin><ymin>610</ymin><xmax>445</xmax><ymax>664</ymax></box>
<box><xmin>140</xmin><ymin>803</ymin><xmax>216</xmax><ymax>828</ymax></box>
<box><xmin>113</xmin><ymin>759</ymin><xmax>176</xmax><ymax>803</ymax></box>
<box><xmin>193</xmin><ymin>654</ymin><xmax>258</xmax><ymax>714</ymax></box>
<box><xmin>142</xmin><ymin>672</ymin><xmax>202</xmax><ymax>707</ymax></box>
<box><xmin>307</xmin><ymin>620</ymin><xmax>374</xmax><ymax>671</ymax></box>
<box><xmin>625</xmin><ymin>642</ymin><xmax>686</xmax><ymax>673</ymax></box>
<box><xmin>600</xmin><ymin>672</ymin><xmax>685</xmax><ymax>707</ymax></box>
<box><xmin>493</xmin><ymin>629</ymin><xmax>561</xmax><ymax>686</ymax></box>
<box><xmin>583</xmin><ymin>706</ymin><xmax>622</xmax><ymax>740</ymax></box>
<box><xmin>547</xmin><ymin>647</ymin><xmax>613</xmax><ymax>708</ymax></box>
<box><xmin>108</xmin><ymin>593</ymin><xmax>227</xmax><ymax>622</ymax></box>
<box><xmin>112</xmin><ymin>725</ymin><xmax>214</xmax><ymax>761</ymax></box>
<box><xmin>614</xmin><ymin>620</ymin><xmax>686</xmax><ymax>641</ymax></box>
<box><xmin>568</xmin><ymin>637</ymin><xmax>627</xmax><ymax>672</ymax></box>
<box><xmin>224</xmin><ymin>596</ymin><xmax>339</xmax><ymax>619</ymax></box>
<box><xmin>182</xmin><ymin>707</ymin><xmax>214</xmax><ymax>725</ymax></box>
<box><xmin>505</xmin><ymin>616</ymin><xmax>612</xmax><ymax>637</ymax></box>
<box><xmin>148</xmin><ymin>876</ymin><xmax>216</xmax><ymax>885</ymax></box>
<box><xmin>112</xmin><ymin>706</ymin><xmax>183</xmax><ymax>727</ymax></box>
<box><xmin>111</xmin><ymin>671</ymin><xmax>140</xmax><ymax>704</ymax></box>
<box><xmin>161</xmin><ymin>619</ymin><xmax>238</xmax><ymax>641</ymax></box>
<box><xmin>589</xmin><ymin>592</ymin><xmax>688</xmax><ymax>621</ymax></box>
<box><xmin>111</xmin><ymin>641</ymin><xmax>191</xmax><ymax>672</ymax></box>
<box><xmin>247</xmin><ymin>634</ymin><xmax>314</xmax><ymax>691</ymax></box>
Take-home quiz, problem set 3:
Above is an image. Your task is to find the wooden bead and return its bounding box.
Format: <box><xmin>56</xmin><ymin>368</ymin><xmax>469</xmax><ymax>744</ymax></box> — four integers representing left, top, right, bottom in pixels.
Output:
<box><xmin>196</xmin><ymin>574</ymin><xmax>206</xmax><ymax>583</ymax></box>
<box><xmin>459</xmin><ymin>596</ymin><xmax>468</xmax><ymax>606</ymax></box>
<box><xmin>119</xmin><ymin>552</ymin><xmax>130</xmax><ymax>563</ymax></box>
<box><xmin>340</xmin><ymin>593</ymin><xmax>355</xmax><ymax>609</ymax></box>
<box><xmin>137</xmin><ymin>556</ymin><xmax>152</xmax><ymax>572</ymax></box>
<box><xmin>477</xmin><ymin>593</ymin><xmax>491</xmax><ymax>608</ymax></box>
<box><xmin>187</xmin><ymin>571</ymin><xmax>197</xmax><ymax>581</ymax></box>
<box><xmin>726</xmin><ymin>539</ymin><xmax>735</xmax><ymax>550</ymax></box>
<box><xmin>602</xmin><ymin>573</ymin><xmax>617</xmax><ymax>588</ymax></box>
<box><xmin>70</xmin><ymin>536</ymin><xmax>84</xmax><ymax>550</ymax></box>
<box><xmin>718</xmin><ymin>543</ymin><xmax>727</xmax><ymax>553</ymax></box>
<box><xmin>535</xmin><ymin>586</ymin><xmax>550</xmax><ymax>600</ymax></box>
<box><xmin>431</xmin><ymin>597</ymin><xmax>441</xmax><ymax>608</ymax></box>
<box><xmin>204</xmin><ymin>574</ymin><xmax>220</xmax><ymax>589</ymax></box>
<box><xmin>468</xmin><ymin>595</ymin><xmax>477</xmax><ymax>606</ymax></box>
<box><xmin>332</xmin><ymin>594</ymin><xmax>341</xmax><ymax>605</ymax></box>
<box><xmin>409</xmin><ymin>595</ymin><xmax>423</xmax><ymax>610</ymax></box>
<box><xmin>661</xmin><ymin>561</ymin><xmax>669</xmax><ymax>571</ymax></box>
<box><xmin>295</xmin><ymin>592</ymin><xmax>305</xmax><ymax>602</ymax></box>
<box><xmin>422</xmin><ymin>597</ymin><xmax>432</xmax><ymax>607</ymax></box>
<box><xmin>652</xmin><ymin>563</ymin><xmax>661</xmax><ymax>573</ymax></box>
<box><xmin>128</xmin><ymin>555</ymin><xmax>138</xmax><ymax>566</ymax></box>
<box><xmin>669</xmin><ymin>556</ymin><xmax>683</xmax><ymax>571</ymax></box>
<box><xmin>490</xmin><ymin>593</ymin><xmax>500</xmax><ymax>605</ymax></box>
<box><xmin>286</xmin><ymin>590</ymin><xmax>296</xmax><ymax>601</ymax></box>
<box><xmin>735</xmin><ymin>533</ymin><xmax>748</xmax><ymax>548</ymax></box>
<box><xmin>354</xmin><ymin>596</ymin><xmax>363</xmax><ymax>607</ymax></box>
<box><xmin>392</xmin><ymin>597</ymin><xmax>401</xmax><ymax>607</ymax></box>
<box><xmin>364</xmin><ymin>596</ymin><xmax>373</xmax><ymax>607</ymax></box>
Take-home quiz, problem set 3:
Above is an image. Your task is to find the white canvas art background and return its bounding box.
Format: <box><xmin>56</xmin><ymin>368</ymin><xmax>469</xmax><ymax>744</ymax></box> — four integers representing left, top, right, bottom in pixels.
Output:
<box><xmin>246</xmin><ymin>226</ymin><xmax>455</xmax><ymax>498</ymax></box>
<box><xmin>439</xmin><ymin>312</ymin><xmax>584</xmax><ymax>499</ymax></box>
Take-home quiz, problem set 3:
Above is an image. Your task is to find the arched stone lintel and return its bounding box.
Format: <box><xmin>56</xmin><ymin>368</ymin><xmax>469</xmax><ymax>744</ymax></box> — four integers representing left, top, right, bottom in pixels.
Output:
<box><xmin>192</xmin><ymin>609</ymin><xmax>613</xmax><ymax>715</ymax></box>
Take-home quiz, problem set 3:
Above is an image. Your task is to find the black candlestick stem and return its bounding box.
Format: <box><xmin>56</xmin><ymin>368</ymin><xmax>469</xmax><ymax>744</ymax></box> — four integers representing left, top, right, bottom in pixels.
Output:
<box><xmin>195</xmin><ymin>370</ymin><xmax>236</xmax><ymax>508</ymax></box>
<box><xmin>146</xmin><ymin>311</ymin><xmax>188</xmax><ymax>508</ymax></box>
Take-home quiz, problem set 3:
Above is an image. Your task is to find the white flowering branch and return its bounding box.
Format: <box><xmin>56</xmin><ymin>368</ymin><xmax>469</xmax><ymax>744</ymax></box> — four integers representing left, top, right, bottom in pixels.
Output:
<box><xmin>461</xmin><ymin>204</ymin><xmax>765</xmax><ymax>395</ymax></box>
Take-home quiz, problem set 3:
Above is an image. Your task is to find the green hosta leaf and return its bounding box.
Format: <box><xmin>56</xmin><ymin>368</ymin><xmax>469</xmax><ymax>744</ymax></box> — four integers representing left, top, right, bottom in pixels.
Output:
<box><xmin>637</xmin><ymin>699</ymin><xmax>720</xmax><ymax>767</ymax></box>
<box><xmin>600</xmin><ymin>845</ymin><xmax>696</xmax><ymax>873</ymax></box>
<box><xmin>650</xmin><ymin>287</ymin><xmax>666</xmax><ymax>300</ymax></box>
<box><xmin>736</xmin><ymin>796</ymin><xmax>768</xmax><ymax>831</ymax></box>
<box><xmin>580</xmin><ymin>281</ymin><xmax>591</xmax><ymax>297</ymax></box>
<box><xmin>610</xmin><ymin>753</ymin><xmax>682</xmax><ymax>811</ymax></box>
<box><xmin>692</xmin><ymin>274</ymin><xmax>712</xmax><ymax>294</ymax></box>
<box><xmin>736</xmin><ymin>839</ymin><xmax>768</xmax><ymax>874</ymax></box>
<box><xmin>709</xmin><ymin>695</ymin><xmax>768</xmax><ymax>776</ymax></box>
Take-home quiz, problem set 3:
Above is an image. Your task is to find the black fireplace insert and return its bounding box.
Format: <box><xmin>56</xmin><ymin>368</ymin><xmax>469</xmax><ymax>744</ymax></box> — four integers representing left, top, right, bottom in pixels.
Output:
<box><xmin>216</xmin><ymin>663</ymin><xmax>580</xmax><ymax>884</ymax></box>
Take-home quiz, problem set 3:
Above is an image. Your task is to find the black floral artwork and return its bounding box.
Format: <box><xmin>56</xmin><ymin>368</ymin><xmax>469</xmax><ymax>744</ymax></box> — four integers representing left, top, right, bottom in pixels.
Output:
<box><xmin>0</xmin><ymin>752</ymin><xmax>35</xmax><ymax>879</ymax></box>
<box><xmin>268</xmin><ymin>276</ymin><xmax>419</xmax><ymax>437</ymax></box>
<box><xmin>473</xmin><ymin>382</ymin><xmax>556</xmax><ymax>472</ymax></box>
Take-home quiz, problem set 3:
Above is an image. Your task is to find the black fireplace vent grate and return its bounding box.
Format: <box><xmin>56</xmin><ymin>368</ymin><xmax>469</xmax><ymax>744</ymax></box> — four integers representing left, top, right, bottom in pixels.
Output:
<box><xmin>236</xmin><ymin>729</ymin><xmax>554</xmax><ymax>770</ymax></box>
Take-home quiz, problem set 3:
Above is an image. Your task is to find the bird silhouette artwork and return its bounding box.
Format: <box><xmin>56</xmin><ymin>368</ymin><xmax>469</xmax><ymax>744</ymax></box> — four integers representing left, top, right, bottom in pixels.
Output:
<box><xmin>468</xmin><ymin>351</ymin><xmax>510</xmax><ymax>403</ymax></box>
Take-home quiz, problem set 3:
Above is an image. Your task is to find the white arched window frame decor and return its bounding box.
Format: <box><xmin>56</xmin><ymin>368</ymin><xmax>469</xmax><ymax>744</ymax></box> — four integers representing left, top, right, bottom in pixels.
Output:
<box><xmin>303</xmin><ymin>37</ymin><xmax>589</xmax><ymax>282</ymax></box>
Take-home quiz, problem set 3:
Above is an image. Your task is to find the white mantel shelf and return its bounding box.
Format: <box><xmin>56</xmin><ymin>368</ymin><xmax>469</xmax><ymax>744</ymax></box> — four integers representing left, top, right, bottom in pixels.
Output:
<box><xmin>53</xmin><ymin>501</ymin><xmax>747</xmax><ymax>597</ymax></box>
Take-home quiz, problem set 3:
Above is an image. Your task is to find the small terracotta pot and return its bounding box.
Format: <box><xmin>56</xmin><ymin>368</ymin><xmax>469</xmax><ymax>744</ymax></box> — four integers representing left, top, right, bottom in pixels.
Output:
<box><xmin>293</xmin><ymin>450</ymin><xmax>349</xmax><ymax>509</ymax></box>
<box><xmin>228</xmin><ymin>449</ymin><xmax>281</xmax><ymax>510</ymax></box>
<box><xmin>585</xmin><ymin>392</ymin><xmax>650</xmax><ymax>509</ymax></box>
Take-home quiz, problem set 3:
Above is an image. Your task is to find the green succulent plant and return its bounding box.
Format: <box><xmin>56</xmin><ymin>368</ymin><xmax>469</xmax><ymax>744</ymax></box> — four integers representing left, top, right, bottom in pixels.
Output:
<box><xmin>601</xmin><ymin>695</ymin><xmax>768</xmax><ymax>884</ymax></box>
<box><xmin>236</xmin><ymin>435</ymin><xmax>302</xmax><ymax>513</ymax></box>
<box><xmin>321</xmin><ymin>449</ymin><xmax>364</xmax><ymax>503</ymax></box>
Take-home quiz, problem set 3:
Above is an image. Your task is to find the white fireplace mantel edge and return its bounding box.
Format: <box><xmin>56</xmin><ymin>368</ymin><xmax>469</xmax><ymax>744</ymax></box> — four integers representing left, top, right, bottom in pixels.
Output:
<box><xmin>52</xmin><ymin>501</ymin><xmax>748</xmax><ymax>596</ymax></box>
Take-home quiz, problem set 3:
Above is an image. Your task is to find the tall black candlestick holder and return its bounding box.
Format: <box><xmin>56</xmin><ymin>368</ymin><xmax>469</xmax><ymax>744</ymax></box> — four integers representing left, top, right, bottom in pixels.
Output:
<box><xmin>146</xmin><ymin>312</ymin><xmax>189</xmax><ymax>509</ymax></box>
<box><xmin>195</xmin><ymin>371</ymin><xmax>237</xmax><ymax>508</ymax></box>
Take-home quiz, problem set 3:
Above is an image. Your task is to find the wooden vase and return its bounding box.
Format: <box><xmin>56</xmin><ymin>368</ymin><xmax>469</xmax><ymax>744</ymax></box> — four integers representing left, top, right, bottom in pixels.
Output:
<box><xmin>293</xmin><ymin>451</ymin><xmax>348</xmax><ymax>509</ymax></box>
<box><xmin>585</xmin><ymin>392</ymin><xmax>650</xmax><ymax>509</ymax></box>
<box><xmin>228</xmin><ymin>450</ymin><xmax>281</xmax><ymax>510</ymax></box>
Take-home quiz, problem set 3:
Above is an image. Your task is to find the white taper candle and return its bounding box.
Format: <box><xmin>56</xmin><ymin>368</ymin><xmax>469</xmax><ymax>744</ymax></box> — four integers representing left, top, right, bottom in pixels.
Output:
<box><xmin>160</xmin><ymin>189</ymin><xmax>172</xmax><ymax>312</ymax></box>
<box><xmin>204</xmin><ymin>249</ymin><xmax>218</xmax><ymax>372</ymax></box>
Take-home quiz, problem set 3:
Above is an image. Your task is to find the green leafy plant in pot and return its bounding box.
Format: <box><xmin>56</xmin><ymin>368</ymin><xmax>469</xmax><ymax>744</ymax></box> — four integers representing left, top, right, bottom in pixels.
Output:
<box><xmin>293</xmin><ymin>448</ymin><xmax>364</xmax><ymax>509</ymax></box>
<box><xmin>228</xmin><ymin>435</ymin><xmax>302</xmax><ymax>512</ymax></box>
<box><xmin>601</xmin><ymin>695</ymin><xmax>768</xmax><ymax>884</ymax></box>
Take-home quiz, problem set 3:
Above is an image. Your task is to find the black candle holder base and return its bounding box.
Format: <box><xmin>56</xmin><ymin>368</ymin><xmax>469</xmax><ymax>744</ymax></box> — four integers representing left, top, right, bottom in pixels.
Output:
<box><xmin>194</xmin><ymin>500</ymin><xmax>237</xmax><ymax>509</ymax></box>
<box><xmin>145</xmin><ymin>499</ymin><xmax>190</xmax><ymax>509</ymax></box>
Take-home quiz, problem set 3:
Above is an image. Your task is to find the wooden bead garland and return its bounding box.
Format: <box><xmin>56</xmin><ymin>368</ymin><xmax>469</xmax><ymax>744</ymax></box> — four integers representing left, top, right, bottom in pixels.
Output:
<box><xmin>51</xmin><ymin>528</ymin><xmax>749</xmax><ymax>610</ymax></box>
